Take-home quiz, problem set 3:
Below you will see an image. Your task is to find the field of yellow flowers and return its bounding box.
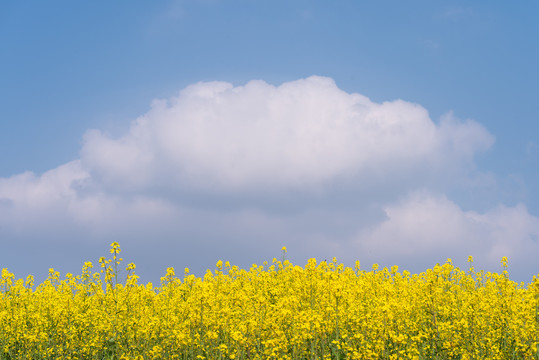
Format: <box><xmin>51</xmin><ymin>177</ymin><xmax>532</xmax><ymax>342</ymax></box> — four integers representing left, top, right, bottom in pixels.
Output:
<box><xmin>1</xmin><ymin>243</ymin><xmax>539</xmax><ymax>360</ymax></box>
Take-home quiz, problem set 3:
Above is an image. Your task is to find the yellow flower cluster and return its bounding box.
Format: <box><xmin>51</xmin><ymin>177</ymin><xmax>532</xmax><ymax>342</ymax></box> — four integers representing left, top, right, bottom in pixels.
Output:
<box><xmin>1</xmin><ymin>243</ymin><xmax>538</xmax><ymax>359</ymax></box>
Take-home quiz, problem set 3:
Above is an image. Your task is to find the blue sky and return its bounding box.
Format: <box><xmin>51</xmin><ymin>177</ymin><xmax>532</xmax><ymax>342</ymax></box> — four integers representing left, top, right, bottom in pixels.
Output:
<box><xmin>1</xmin><ymin>1</ymin><xmax>538</xmax><ymax>284</ymax></box>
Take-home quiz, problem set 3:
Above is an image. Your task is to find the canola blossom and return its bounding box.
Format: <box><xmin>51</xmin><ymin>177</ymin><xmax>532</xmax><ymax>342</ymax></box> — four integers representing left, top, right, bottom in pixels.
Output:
<box><xmin>1</xmin><ymin>244</ymin><xmax>539</xmax><ymax>359</ymax></box>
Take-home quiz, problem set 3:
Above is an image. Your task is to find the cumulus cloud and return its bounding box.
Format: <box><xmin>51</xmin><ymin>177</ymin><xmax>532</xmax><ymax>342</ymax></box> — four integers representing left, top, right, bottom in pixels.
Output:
<box><xmin>0</xmin><ymin>161</ymin><xmax>178</xmax><ymax>238</ymax></box>
<box><xmin>2</xmin><ymin>75</ymin><xmax>538</xmax><ymax>282</ymax></box>
<box><xmin>80</xmin><ymin>76</ymin><xmax>494</xmax><ymax>192</ymax></box>
<box><xmin>0</xmin><ymin>161</ymin><xmax>88</xmax><ymax>233</ymax></box>
<box><xmin>354</xmin><ymin>191</ymin><xmax>539</xmax><ymax>277</ymax></box>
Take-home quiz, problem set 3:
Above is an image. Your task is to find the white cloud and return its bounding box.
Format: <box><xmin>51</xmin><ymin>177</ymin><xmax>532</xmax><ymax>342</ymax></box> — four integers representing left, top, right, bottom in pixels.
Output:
<box><xmin>3</xmin><ymin>76</ymin><xmax>537</xmax><ymax>282</ymax></box>
<box><xmin>354</xmin><ymin>191</ymin><xmax>539</xmax><ymax>277</ymax></box>
<box><xmin>0</xmin><ymin>160</ymin><xmax>178</xmax><ymax>238</ymax></box>
<box><xmin>0</xmin><ymin>161</ymin><xmax>87</xmax><ymax>233</ymax></box>
<box><xmin>80</xmin><ymin>76</ymin><xmax>494</xmax><ymax>192</ymax></box>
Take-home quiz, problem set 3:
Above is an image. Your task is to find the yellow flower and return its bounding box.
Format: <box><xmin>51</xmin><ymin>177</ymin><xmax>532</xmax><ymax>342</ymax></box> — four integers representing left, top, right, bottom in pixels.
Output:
<box><xmin>0</xmin><ymin>246</ymin><xmax>529</xmax><ymax>360</ymax></box>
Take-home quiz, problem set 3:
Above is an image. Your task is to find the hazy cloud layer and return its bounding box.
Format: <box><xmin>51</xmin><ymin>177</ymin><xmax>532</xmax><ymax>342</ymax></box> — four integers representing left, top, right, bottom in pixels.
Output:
<box><xmin>1</xmin><ymin>76</ymin><xmax>537</xmax><ymax>281</ymax></box>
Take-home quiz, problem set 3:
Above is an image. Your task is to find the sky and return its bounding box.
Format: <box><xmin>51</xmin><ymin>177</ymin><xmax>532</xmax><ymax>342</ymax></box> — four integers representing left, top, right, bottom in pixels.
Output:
<box><xmin>1</xmin><ymin>0</ymin><xmax>538</xmax><ymax>284</ymax></box>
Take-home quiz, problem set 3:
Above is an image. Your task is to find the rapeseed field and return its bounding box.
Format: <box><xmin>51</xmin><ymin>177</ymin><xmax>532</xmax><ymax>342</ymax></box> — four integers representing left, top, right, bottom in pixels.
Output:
<box><xmin>1</xmin><ymin>243</ymin><xmax>538</xmax><ymax>360</ymax></box>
